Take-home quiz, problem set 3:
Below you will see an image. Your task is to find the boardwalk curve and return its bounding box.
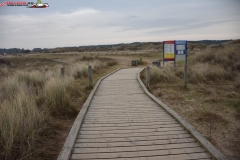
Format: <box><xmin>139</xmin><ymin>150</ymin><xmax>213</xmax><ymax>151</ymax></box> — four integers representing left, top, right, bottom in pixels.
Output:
<box><xmin>58</xmin><ymin>68</ymin><xmax>228</xmax><ymax>160</ymax></box>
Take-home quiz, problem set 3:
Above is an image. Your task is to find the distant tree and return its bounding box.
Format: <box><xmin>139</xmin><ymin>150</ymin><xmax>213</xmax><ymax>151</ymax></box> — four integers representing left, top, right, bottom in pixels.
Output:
<box><xmin>23</xmin><ymin>50</ymin><xmax>31</xmax><ymax>53</ymax></box>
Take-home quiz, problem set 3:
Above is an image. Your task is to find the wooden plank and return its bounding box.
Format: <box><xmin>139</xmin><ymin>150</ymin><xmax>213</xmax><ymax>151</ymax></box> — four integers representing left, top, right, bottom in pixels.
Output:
<box><xmin>82</xmin><ymin>121</ymin><xmax>178</xmax><ymax>128</ymax></box>
<box><xmin>86</xmin><ymin>111</ymin><xmax>165</xmax><ymax>114</ymax></box>
<box><xmin>83</xmin><ymin>119</ymin><xmax>175</xmax><ymax>124</ymax></box>
<box><xmin>92</xmin><ymin>93</ymin><xmax>149</xmax><ymax>97</ymax></box>
<box><xmin>137</xmin><ymin>70</ymin><xmax>228</xmax><ymax>160</ymax></box>
<box><xmin>85</xmin><ymin>114</ymin><xmax>171</xmax><ymax>118</ymax></box>
<box><xmin>86</xmin><ymin>111</ymin><xmax>168</xmax><ymax>117</ymax></box>
<box><xmin>90</xmin><ymin>102</ymin><xmax>161</xmax><ymax>105</ymax></box>
<box><xmin>84</xmin><ymin>116</ymin><xmax>173</xmax><ymax>120</ymax></box>
<box><xmin>81</xmin><ymin>121</ymin><xmax>178</xmax><ymax>127</ymax></box>
<box><xmin>88</xmin><ymin>107</ymin><xmax>163</xmax><ymax>110</ymax></box>
<box><xmin>82</xmin><ymin>120</ymin><xmax>175</xmax><ymax>124</ymax></box>
<box><xmin>84</xmin><ymin>116</ymin><xmax>171</xmax><ymax>120</ymax></box>
<box><xmin>73</xmin><ymin>142</ymin><xmax>200</xmax><ymax>154</ymax></box>
<box><xmin>88</xmin><ymin>108</ymin><xmax>163</xmax><ymax>110</ymax></box>
<box><xmin>86</xmin><ymin>112</ymin><xmax>166</xmax><ymax>114</ymax></box>
<box><xmin>71</xmin><ymin>153</ymin><xmax>211</xmax><ymax>160</ymax></box>
<box><xmin>83</xmin><ymin>118</ymin><xmax>175</xmax><ymax>123</ymax></box>
<box><xmin>85</xmin><ymin>113</ymin><xmax>169</xmax><ymax>116</ymax></box>
<box><xmin>87</xmin><ymin>110</ymin><xmax>164</xmax><ymax>113</ymax></box>
<box><xmin>91</xmin><ymin>99</ymin><xmax>152</xmax><ymax>102</ymax></box>
<box><xmin>90</xmin><ymin>101</ymin><xmax>159</xmax><ymax>104</ymax></box>
<box><xmin>78</xmin><ymin>130</ymin><xmax>188</xmax><ymax>139</ymax></box>
<box><xmin>79</xmin><ymin>127</ymin><xmax>184</xmax><ymax>135</ymax></box>
<box><xmin>82</xmin><ymin>122</ymin><xmax>179</xmax><ymax>129</ymax></box>
<box><xmin>86</xmin><ymin>105</ymin><xmax>161</xmax><ymax>110</ymax></box>
<box><xmin>86</xmin><ymin>112</ymin><xmax>166</xmax><ymax>115</ymax></box>
<box><xmin>86</xmin><ymin>111</ymin><xmax>166</xmax><ymax>114</ymax></box>
<box><xmin>84</xmin><ymin>115</ymin><xmax>172</xmax><ymax>119</ymax></box>
<box><xmin>80</xmin><ymin>124</ymin><xmax>181</xmax><ymax>131</ymax></box>
<box><xmin>74</xmin><ymin>138</ymin><xmax>196</xmax><ymax>148</ymax></box>
<box><xmin>90</xmin><ymin>102</ymin><xmax>160</xmax><ymax>106</ymax></box>
<box><xmin>71</xmin><ymin>147</ymin><xmax>204</xmax><ymax>159</ymax></box>
<box><xmin>88</xmin><ymin>106</ymin><xmax>163</xmax><ymax>109</ymax></box>
<box><xmin>76</xmin><ymin>134</ymin><xmax>191</xmax><ymax>143</ymax></box>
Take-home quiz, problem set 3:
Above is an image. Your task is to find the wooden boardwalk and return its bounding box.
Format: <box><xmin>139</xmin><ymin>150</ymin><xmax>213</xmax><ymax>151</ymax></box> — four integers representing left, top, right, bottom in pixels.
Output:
<box><xmin>59</xmin><ymin>68</ymin><xmax>228</xmax><ymax>160</ymax></box>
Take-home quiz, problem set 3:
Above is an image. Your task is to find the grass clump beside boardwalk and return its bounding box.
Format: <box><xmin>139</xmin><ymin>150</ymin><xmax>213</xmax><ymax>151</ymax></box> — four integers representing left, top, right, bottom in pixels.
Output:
<box><xmin>43</xmin><ymin>76</ymin><xmax>76</xmax><ymax>116</ymax></box>
<box><xmin>141</xmin><ymin>41</ymin><xmax>240</xmax><ymax>159</ymax></box>
<box><xmin>0</xmin><ymin>58</ymin><xmax>118</xmax><ymax>159</ymax></box>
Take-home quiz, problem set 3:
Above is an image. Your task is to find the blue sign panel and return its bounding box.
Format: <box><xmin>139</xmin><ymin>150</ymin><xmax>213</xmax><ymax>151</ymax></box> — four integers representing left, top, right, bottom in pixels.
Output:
<box><xmin>175</xmin><ymin>40</ymin><xmax>187</xmax><ymax>55</ymax></box>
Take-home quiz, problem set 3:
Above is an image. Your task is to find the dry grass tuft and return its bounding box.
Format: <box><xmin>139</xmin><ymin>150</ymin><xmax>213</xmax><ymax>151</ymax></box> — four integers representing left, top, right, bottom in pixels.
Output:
<box><xmin>189</xmin><ymin>63</ymin><xmax>228</xmax><ymax>82</ymax></box>
<box><xmin>0</xmin><ymin>91</ymin><xmax>47</xmax><ymax>159</ymax></box>
<box><xmin>138</xmin><ymin>58</ymin><xmax>148</xmax><ymax>65</ymax></box>
<box><xmin>150</xmin><ymin>65</ymin><xmax>180</xmax><ymax>83</ymax></box>
<box><xmin>196</xmin><ymin>111</ymin><xmax>228</xmax><ymax>125</ymax></box>
<box><xmin>0</xmin><ymin>59</ymin><xmax>12</xmax><ymax>66</ymax></box>
<box><xmin>43</xmin><ymin>77</ymin><xmax>76</xmax><ymax>116</ymax></box>
<box><xmin>0</xmin><ymin>57</ymin><xmax>118</xmax><ymax>159</ymax></box>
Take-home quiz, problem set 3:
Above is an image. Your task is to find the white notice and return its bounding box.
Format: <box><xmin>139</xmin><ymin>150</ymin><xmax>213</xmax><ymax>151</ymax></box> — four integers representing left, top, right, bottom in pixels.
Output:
<box><xmin>164</xmin><ymin>44</ymin><xmax>174</xmax><ymax>53</ymax></box>
<box><xmin>176</xmin><ymin>45</ymin><xmax>185</xmax><ymax>50</ymax></box>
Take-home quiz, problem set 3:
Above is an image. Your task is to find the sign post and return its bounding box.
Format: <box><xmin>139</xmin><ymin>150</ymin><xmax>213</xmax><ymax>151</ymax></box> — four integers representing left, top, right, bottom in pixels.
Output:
<box><xmin>174</xmin><ymin>40</ymin><xmax>188</xmax><ymax>88</ymax></box>
<box><xmin>88</xmin><ymin>66</ymin><xmax>92</xmax><ymax>87</ymax></box>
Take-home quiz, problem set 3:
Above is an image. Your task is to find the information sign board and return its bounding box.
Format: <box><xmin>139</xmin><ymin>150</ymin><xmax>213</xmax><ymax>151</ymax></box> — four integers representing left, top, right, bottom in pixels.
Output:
<box><xmin>175</xmin><ymin>40</ymin><xmax>187</xmax><ymax>55</ymax></box>
<box><xmin>174</xmin><ymin>40</ymin><xmax>187</xmax><ymax>63</ymax></box>
<box><xmin>163</xmin><ymin>41</ymin><xmax>175</xmax><ymax>61</ymax></box>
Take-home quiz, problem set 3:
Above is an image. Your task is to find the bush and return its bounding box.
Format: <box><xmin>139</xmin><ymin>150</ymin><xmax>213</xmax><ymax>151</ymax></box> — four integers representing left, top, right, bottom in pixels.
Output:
<box><xmin>150</xmin><ymin>65</ymin><xmax>179</xmax><ymax>83</ymax></box>
<box><xmin>194</xmin><ymin>47</ymin><xmax>240</xmax><ymax>72</ymax></box>
<box><xmin>80</xmin><ymin>55</ymin><xmax>95</xmax><ymax>61</ymax></box>
<box><xmin>107</xmin><ymin>60</ymin><xmax>118</xmax><ymax>66</ymax></box>
<box><xmin>15</xmin><ymin>71</ymin><xmax>46</xmax><ymax>88</ymax></box>
<box><xmin>43</xmin><ymin>77</ymin><xmax>76</xmax><ymax>116</ymax></box>
<box><xmin>138</xmin><ymin>59</ymin><xmax>147</xmax><ymax>65</ymax></box>
<box><xmin>0</xmin><ymin>59</ymin><xmax>12</xmax><ymax>66</ymax></box>
<box><xmin>69</xmin><ymin>63</ymin><xmax>88</xmax><ymax>79</ymax></box>
<box><xmin>189</xmin><ymin>63</ymin><xmax>228</xmax><ymax>82</ymax></box>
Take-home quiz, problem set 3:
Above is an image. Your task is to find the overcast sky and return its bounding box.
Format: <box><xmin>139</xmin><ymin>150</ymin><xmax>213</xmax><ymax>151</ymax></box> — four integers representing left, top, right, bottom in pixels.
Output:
<box><xmin>0</xmin><ymin>0</ymin><xmax>239</xmax><ymax>49</ymax></box>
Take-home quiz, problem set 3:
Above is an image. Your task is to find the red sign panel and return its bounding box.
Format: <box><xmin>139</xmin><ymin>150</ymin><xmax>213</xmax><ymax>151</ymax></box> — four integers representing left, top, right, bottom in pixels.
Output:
<box><xmin>163</xmin><ymin>41</ymin><xmax>175</xmax><ymax>61</ymax></box>
<box><xmin>164</xmin><ymin>41</ymin><xmax>175</xmax><ymax>44</ymax></box>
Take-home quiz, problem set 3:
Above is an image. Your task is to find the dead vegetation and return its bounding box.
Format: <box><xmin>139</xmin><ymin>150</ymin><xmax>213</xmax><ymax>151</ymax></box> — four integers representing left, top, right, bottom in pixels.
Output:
<box><xmin>141</xmin><ymin>40</ymin><xmax>240</xmax><ymax>159</ymax></box>
<box><xmin>0</xmin><ymin>54</ymin><xmax>118</xmax><ymax>159</ymax></box>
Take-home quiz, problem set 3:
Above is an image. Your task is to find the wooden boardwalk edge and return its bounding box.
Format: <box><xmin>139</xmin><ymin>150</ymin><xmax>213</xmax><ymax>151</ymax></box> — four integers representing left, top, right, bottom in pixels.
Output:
<box><xmin>137</xmin><ymin>68</ymin><xmax>229</xmax><ymax>160</ymax></box>
<box><xmin>57</xmin><ymin>68</ymin><xmax>121</xmax><ymax>160</ymax></box>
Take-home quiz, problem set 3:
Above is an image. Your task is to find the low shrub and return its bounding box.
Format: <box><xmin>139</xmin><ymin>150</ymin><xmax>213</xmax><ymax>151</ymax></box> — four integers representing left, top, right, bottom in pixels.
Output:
<box><xmin>189</xmin><ymin>63</ymin><xmax>228</xmax><ymax>82</ymax></box>
<box><xmin>0</xmin><ymin>59</ymin><xmax>12</xmax><ymax>66</ymax></box>
<box><xmin>194</xmin><ymin>47</ymin><xmax>240</xmax><ymax>72</ymax></box>
<box><xmin>150</xmin><ymin>65</ymin><xmax>179</xmax><ymax>83</ymax></box>
<box><xmin>15</xmin><ymin>71</ymin><xmax>46</xmax><ymax>88</ymax></box>
<box><xmin>43</xmin><ymin>77</ymin><xmax>76</xmax><ymax>116</ymax></box>
<box><xmin>107</xmin><ymin>60</ymin><xmax>118</xmax><ymax>66</ymax></box>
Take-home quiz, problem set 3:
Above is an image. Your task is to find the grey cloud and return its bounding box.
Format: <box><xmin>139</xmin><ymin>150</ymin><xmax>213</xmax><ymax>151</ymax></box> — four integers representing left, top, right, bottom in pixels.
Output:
<box><xmin>148</xmin><ymin>19</ymin><xmax>240</xmax><ymax>35</ymax></box>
